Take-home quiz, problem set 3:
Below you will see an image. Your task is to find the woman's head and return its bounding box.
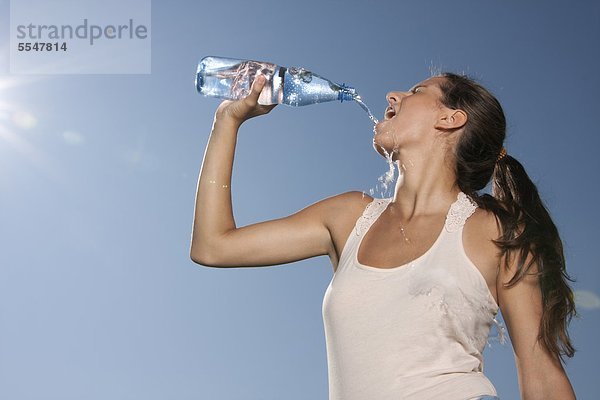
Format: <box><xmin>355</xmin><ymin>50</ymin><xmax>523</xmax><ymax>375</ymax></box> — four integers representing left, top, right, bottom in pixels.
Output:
<box><xmin>373</xmin><ymin>76</ymin><xmax>467</xmax><ymax>163</ymax></box>
<box><xmin>374</xmin><ymin>73</ymin><xmax>507</xmax><ymax>196</ymax></box>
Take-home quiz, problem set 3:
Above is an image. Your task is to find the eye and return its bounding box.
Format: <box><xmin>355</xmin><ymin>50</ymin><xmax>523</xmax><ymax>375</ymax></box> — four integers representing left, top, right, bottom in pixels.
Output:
<box><xmin>411</xmin><ymin>86</ymin><xmax>422</xmax><ymax>94</ymax></box>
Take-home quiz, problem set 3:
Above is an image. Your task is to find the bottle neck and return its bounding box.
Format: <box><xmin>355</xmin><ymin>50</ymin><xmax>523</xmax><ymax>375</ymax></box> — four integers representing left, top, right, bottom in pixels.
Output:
<box><xmin>337</xmin><ymin>83</ymin><xmax>355</xmax><ymax>103</ymax></box>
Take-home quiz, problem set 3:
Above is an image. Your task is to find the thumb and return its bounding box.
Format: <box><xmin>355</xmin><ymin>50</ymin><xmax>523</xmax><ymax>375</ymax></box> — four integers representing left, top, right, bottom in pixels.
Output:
<box><xmin>247</xmin><ymin>74</ymin><xmax>266</xmax><ymax>102</ymax></box>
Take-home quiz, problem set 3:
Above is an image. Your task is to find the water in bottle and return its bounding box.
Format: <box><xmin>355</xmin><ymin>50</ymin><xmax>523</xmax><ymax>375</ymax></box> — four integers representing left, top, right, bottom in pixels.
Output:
<box><xmin>195</xmin><ymin>56</ymin><xmax>378</xmax><ymax>124</ymax></box>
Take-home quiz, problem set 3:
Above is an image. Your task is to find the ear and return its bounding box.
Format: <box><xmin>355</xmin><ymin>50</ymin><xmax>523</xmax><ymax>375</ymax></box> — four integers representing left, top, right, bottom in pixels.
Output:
<box><xmin>435</xmin><ymin>109</ymin><xmax>467</xmax><ymax>130</ymax></box>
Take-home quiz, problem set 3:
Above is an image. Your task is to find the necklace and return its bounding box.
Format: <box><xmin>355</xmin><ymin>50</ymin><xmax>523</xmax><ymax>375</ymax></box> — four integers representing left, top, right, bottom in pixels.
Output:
<box><xmin>399</xmin><ymin>224</ymin><xmax>411</xmax><ymax>244</ymax></box>
<box><xmin>387</xmin><ymin>201</ymin><xmax>412</xmax><ymax>244</ymax></box>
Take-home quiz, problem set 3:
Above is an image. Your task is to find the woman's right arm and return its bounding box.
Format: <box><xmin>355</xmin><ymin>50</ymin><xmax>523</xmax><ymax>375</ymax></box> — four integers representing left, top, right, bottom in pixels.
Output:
<box><xmin>190</xmin><ymin>75</ymin><xmax>347</xmax><ymax>268</ymax></box>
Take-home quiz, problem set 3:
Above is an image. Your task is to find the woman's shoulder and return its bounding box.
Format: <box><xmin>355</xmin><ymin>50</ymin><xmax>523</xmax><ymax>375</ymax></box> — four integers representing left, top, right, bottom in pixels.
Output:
<box><xmin>304</xmin><ymin>191</ymin><xmax>373</xmax><ymax>231</ymax></box>
<box><xmin>322</xmin><ymin>191</ymin><xmax>376</xmax><ymax>267</ymax></box>
<box><xmin>465</xmin><ymin>206</ymin><xmax>503</xmax><ymax>242</ymax></box>
<box><xmin>323</xmin><ymin>190</ymin><xmax>374</xmax><ymax>211</ymax></box>
<box><xmin>462</xmin><ymin>207</ymin><xmax>503</xmax><ymax>297</ymax></box>
<box><xmin>323</xmin><ymin>190</ymin><xmax>374</xmax><ymax>231</ymax></box>
<box><xmin>464</xmin><ymin>207</ymin><xmax>503</xmax><ymax>260</ymax></box>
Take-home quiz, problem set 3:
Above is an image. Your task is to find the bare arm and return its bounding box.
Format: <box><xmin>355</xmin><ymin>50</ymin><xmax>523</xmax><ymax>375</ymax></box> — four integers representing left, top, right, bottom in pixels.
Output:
<box><xmin>497</xmin><ymin>251</ymin><xmax>576</xmax><ymax>399</ymax></box>
<box><xmin>190</xmin><ymin>75</ymin><xmax>340</xmax><ymax>268</ymax></box>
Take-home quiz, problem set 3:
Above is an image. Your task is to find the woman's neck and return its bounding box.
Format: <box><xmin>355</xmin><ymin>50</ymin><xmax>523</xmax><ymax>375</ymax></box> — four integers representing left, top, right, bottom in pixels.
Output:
<box><xmin>389</xmin><ymin>153</ymin><xmax>460</xmax><ymax>219</ymax></box>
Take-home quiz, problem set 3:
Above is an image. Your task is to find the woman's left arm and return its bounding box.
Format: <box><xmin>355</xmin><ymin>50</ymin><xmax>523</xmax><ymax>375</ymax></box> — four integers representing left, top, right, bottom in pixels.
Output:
<box><xmin>497</xmin><ymin>251</ymin><xmax>576</xmax><ymax>400</ymax></box>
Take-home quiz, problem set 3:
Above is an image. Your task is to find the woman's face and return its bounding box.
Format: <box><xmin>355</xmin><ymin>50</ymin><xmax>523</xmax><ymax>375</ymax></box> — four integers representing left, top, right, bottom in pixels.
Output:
<box><xmin>373</xmin><ymin>76</ymin><xmax>448</xmax><ymax>159</ymax></box>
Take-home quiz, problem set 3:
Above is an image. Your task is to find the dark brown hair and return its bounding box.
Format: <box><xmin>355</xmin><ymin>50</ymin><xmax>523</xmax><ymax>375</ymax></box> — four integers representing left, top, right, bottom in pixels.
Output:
<box><xmin>438</xmin><ymin>72</ymin><xmax>576</xmax><ymax>363</ymax></box>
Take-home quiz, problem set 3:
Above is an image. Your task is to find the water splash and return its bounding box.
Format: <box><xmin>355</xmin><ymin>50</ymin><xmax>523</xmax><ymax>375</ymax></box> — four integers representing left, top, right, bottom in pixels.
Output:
<box><xmin>368</xmin><ymin>146</ymin><xmax>400</xmax><ymax>198</ymax></box>
<box><xmin>487</xmin><ymin>316</ymin><xmax>508</xmax><ymax>347</ymax></box>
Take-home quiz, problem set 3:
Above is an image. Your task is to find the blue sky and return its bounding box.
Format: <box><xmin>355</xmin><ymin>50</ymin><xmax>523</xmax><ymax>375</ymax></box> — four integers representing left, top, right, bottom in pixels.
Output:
<box><xmin>0</xmin><ymin>0</ymin><xmax>598</xmax><ymax>399</ymax></box>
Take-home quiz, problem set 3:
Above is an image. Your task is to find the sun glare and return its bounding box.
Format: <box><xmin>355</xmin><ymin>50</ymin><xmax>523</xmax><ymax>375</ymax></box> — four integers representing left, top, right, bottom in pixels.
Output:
<box><xmin>0</xmin><ymin>76</ymin><xmax>64</xmax><ymax>184</ymax></box>
<box><xmin>0</xmin><ymin>76</ymin><xmax>37</xmax><ymax>158</ymax></box>
<box><xmin>0</xmin><ymin>76</ymin><xmax>37</xmax><ymax>138</ymax></box>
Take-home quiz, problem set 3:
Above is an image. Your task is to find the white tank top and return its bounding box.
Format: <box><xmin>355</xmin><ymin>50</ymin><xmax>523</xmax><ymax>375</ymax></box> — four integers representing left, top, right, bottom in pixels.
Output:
<box><xmin>322</xmin><ymin>192</ymin><xmax>500</xmax><ymax>400</ymax></box>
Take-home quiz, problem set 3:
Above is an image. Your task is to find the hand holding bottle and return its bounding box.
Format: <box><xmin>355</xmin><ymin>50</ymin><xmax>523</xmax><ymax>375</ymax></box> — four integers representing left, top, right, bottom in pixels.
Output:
<box><xmin>214</xmin><ymin>75</ymin><xmax>277</xmax><ymax>126</ymax></box>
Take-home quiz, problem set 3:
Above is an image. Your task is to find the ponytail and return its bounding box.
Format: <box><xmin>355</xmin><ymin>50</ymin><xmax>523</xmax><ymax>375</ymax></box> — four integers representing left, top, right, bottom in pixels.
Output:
<box><xmin>489</xmin><ymin>154</ymin><xmax>576</xmax><ymax>362</ymax></box>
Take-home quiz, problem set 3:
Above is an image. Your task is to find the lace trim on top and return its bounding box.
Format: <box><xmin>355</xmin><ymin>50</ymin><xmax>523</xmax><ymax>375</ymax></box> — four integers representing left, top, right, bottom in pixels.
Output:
<box><xmin>354</xmin><ymin>198</ymin><xmax>391</xmax><ymax>237</ymax></box>
<box><xmin>444</xmin><ymin>192</ymin><xmax>478</xmax><ymax>233</ymax></box>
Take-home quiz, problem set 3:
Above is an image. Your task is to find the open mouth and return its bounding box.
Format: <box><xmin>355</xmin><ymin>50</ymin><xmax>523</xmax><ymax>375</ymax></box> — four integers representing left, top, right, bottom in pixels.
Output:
<box><xmin>384</xmin><ymin>106</ymin><xmax>396</xmax><ymax>120</ymax></box>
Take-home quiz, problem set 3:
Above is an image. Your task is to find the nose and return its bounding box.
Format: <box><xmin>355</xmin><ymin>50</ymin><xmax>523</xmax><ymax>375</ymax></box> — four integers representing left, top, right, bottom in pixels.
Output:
<box><xmin>386</xmin><ymin>91</ymin><xmax>406</xmax><ymax>105</ymax></box>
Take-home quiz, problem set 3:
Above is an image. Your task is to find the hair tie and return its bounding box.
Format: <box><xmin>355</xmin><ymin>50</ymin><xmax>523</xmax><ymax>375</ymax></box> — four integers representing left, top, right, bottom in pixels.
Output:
<box><xmin>496</xmin><ymin>147</ymin><xmax>507</xmax><ymax>163</ymax></box>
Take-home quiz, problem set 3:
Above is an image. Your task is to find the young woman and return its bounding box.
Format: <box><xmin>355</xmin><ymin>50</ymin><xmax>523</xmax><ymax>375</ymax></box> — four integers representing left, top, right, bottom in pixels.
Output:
<box><xmin>190</xmin><ymin>73</ymin><xmax>576</xmax><ymax>399</ymax></box>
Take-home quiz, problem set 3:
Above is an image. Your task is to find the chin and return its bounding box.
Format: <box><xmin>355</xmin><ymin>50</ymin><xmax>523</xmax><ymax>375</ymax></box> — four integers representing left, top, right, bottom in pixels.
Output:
<box><xmin>372</xmin><ymin>126</ymin><xmax>396</xmax><ymax>149</ymax></box>
<box><xmin>372</xmin><ymin>138</ymin><xmax>399</xmax><ymax>161</ymax></box>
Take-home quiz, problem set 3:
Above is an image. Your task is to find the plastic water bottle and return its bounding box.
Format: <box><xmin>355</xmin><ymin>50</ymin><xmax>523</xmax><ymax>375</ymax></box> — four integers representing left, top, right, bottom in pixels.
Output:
<box><xmin>195</xmin><ymin>56</ymin><xmax>356</xmax><ymax>107</ymax></box>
